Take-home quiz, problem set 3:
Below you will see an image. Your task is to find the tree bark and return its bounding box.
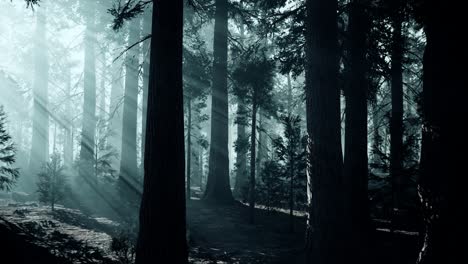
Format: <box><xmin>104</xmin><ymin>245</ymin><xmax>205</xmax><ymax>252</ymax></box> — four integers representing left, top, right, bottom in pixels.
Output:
<box><xmin>249</xmin><ymin>100</ymin><xmax>258</xmax><ymax>224</ymax></box>
<box><xmin>118</xmin><ymin>17</ymin><xmax>141</xmax><ymax>203</ymax></box>
<box><xmin>204</xmin><ymin>0</ymin><xmax>233</xmax><ymax>204</ymax></box>
<box><xmin>186</xmin><ymin>98</ymin><xmax>192</xmax><ymax>200</ymax></box>
<box><xmin>234</xmin><ymin>101</ymin><xmax>247</xmax><ymax>198</ymax></box>
<box><xmin>343</xmin><ymin>0</ymin><xmax>371</xmax><ymax>260</ymax></box>
<box><xmin>64</xmin><ymin>66</ymin><xmax>73</xmax><ymax>168</ymax></box>
<box><xmin>304</xmin><ymin>0</ymin><xmax>344</xmax><ymax>262</ymax></box>
<box><xmin>416</xmin><ymin>4</ymin><xmax>465</xmax><ymax>264</ymax></box>
<box><xmin>390</xmin><ymin>0</ymin><xmax>404</xmax><ymax>216</ymax></box>
<box><xmin>29</xmin><ymin>6</ymin><xmax>49</xmax><ymax>174</ymax></box>
<box><xmin>141</xmin><ymin>7</ymin><xmax>151</xmax><ymax>170</ymax></box>
<box><xmin>135</xmin><ymin>0</ymin><xmax>187</xmax><ymax>263</ymax></box>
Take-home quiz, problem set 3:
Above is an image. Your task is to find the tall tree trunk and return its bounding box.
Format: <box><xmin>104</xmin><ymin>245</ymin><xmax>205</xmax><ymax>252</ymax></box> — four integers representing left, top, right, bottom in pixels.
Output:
<box><xmin>343</xmin><ymin>0</ymin><xmax>371</xmax><ymax>260</ymax></box>
<box><xmin>390</xmin><ymin>2</ymin><xmax>404</xmax><ymax>216</ymax></box>
<box><xmin>135</xmin><ymin>1</ymin><xmax>186</xmax><ymax>262</ymax></box>
<box><xmin>234</xmin><ymin>101</ymin><xmax>247</xmax><ymax>198</ymax></box>
<box><xmin>289</xmin><ymin>157</ymin><xmax>294</xmax><ymax>232</ymax></box>
<box><xmin>109</xmin><ymin>43</ymin><xmax>125</xmax><ymax>172</ymax></box>
<box><xmin>204</xmin><ymin>0</ymin><xmax>233</xmax><ymax>203</ymax></box>
<box><xmin>29</xmin><ymin>6</ymin><xmax>49</xmax><ymax>174</ymax></box>
<box><xmin>249</xmin><ymin>100</ymin><xmax>258</xmax><ymax>224</ymax></box>
<box><xmin>304</xmin><ymin>0</ymin><xmax>344</xmax><ymax>263</ymax></box>
<box><xmin>118</xmin><ymin>18</ymin><xmax>141</xmax><ymax>203</ymax></box>
<box><xmin>141</xmin><ymin>7</ymin><xmax>151</xmax><ymax>171</ymax></box>
<box><xmin>233</xmin><ymin>23</ymin><xmax>247</xmax><ymax>199</ymax></box>
<box><xmin>186</xmin><ymin>98</ymin><xmax>192</xmax><ymax>200</ymax></box>
<box><xmin>79</xmin><ymin>5</ymin><xmax>97</xmax><ymax>186</ymax></box>
<box><xmin>257</xmin><ymin>109</ymin><xmax>267</xmax><ymax>180</ymax></box>
<box><xmin>287</xmin><ymin>72</ymin><xmax>293</xmax><ymax>114</ymax></box>
<box><xmin>416</xmin><ymin>5</ymin><xmax>465</xmax><ymax>264</ymax></box>
<box><xmin>64</xmin><ymin>66</ymin><xmax>73</xmax><ymax>168</ymax></box>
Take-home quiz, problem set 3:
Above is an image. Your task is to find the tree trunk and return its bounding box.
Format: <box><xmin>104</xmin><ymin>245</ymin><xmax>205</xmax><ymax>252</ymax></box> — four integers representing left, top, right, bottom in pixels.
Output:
<box><xmin>109</xmin><ymin>43</ymin><xmax>125</xmax><ymax>172</ymax></box>
<box><xmin>204</xmin><ymin>0</ymin><xmax>233</xmax><ymax>204</ymax></box>
<box><xmin>186</xmin><ymin>98</ymin><xmax>192</xmax><ymax>200</ymax></box>
<box><xmin>141</xmin><ymin>7</ymin><xmax>151</xmax><ymax>170</ymax></box>
<box><xmin>234</xmin><ymin>101</ymin><xmax>247</xmax><ymax>198</ymax></box>
<box><xmin>249</xmin><ymin>100</ymin><xmax>258</xmax><ymax>224</ymax></box>
<box><xmin>416</xmin><ymin>5</ymin><xmax>465</xmax><ymax>264</ymax></box>
<box><xmin>289</xmin><ymin>158</ymin><xmax>294</xmax><ymax>232</ymax></box>
<box><xmin>343</xmin><ymin>0</ymin><xmax>371</xmax><ymax>260</ymax></box>
<box><xmin>64</xmin><ymin>66</ymin><xmax>73</xmax><ymax>168</ymax></box>
<box><xmin>390</xmin><ymin>1</ymin><xmax>404</xmax><ymax>219</ymax></box>
<box><xmin>135</xmin><ymin>0</ymin><xmax>187</xmax><ymax>263</ymax></box>
<box><xmin>304</xmin><ymin>0</ymin><xmax>344</xmax><ymax>262</ymax></box>
<box><xmin>79</xmin><ymin>5</ymin><xmax>97</xmax><ymax>186</ymax></box>
<box><xmin>29</xmin><ymin>6</ymin><xmax>49</xmax><ymax>174</ymax></box>
<box><xmin>118</xmin><ymin>17</ymin><xmax>141</xmax><ymax>203</ymax></box>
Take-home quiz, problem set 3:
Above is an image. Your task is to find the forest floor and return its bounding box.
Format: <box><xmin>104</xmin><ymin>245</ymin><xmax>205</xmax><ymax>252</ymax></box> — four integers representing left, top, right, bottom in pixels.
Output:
<box><xmin>187</xmin><ymin>199</ymin><xmax>306</xmax><ymax>264</ymax></box>
<box><xmin>0</xmin><ymin>196</ymin><xmax>420</xmax><ymax>264</ymax></box>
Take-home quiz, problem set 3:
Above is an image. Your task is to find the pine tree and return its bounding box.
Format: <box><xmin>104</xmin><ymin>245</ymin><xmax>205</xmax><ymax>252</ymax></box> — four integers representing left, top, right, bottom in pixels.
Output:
<box><xmin>0</xmin><ymin>107</ymin><xmax>19</xmax><ymax>191</ymax></box>
<box><xmin>232</xmin><ymin>45</ymin><xmax>275</xmax><ymax>223</ymax></box>
<box><xmin>36</xmin><ymin>153</ymin><xmax>68</xmax><ymax>211</ymax></box>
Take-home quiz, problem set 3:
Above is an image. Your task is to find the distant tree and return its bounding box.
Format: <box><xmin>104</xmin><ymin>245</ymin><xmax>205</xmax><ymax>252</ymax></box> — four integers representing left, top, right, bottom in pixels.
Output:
<box><xmin>204</xmin><ymin>0</ymin><xmax>233</xmax><ymax>204</ymax></box>
<box><xmin>29</xmin><ymin>4</ymin><xmax>50</xmax><ymax>175</ymax></box>
<box><xmin>37</xmin><ymin>153</ymin><xmax>69</xmax><ymax>211</ymax></box>
<box><xmin>94</xmin><ymin>119</ymin><xmax>119</xmax><ymax>184</ymax></box>
<box><xmin>272</xmin><ymin>115</ymin><xmax>306</xmax><ymax>232</ymax></box>
<box><xmin>78</xmin><ymin>0</ymin><xmax>98</xmax><ymax>190</ymax></box>
<box><xmin>118</xmin><ymin>16</ymin><xmax>142</xmax><ymax>205</ymax></box>
<box><xmin>232</xmin><ymin>45</ymin><xmax>275</xmax><ymax>223</ymax></box>
<box><xmin>0</xmin><ymin>107</ymin><xmax>19</xmax><ymax>191</ymax></box>
<box><xmin>183</xmin><ymin>9</ymin><xmax>211</xmax><ymax>199</ymax></box>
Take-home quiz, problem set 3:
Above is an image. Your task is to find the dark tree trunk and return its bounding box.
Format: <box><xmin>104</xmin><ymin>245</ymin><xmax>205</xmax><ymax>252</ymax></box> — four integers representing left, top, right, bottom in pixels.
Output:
<box><xmin>204</xmin><ymin>0</ymin><xmax>233</xmax><ymax>204</ymax></box>
<box><xmin>118</xmin><ymin>18</ymin><xmax>141</xmax><ymax>202</ymax></box>
<box><xmin>186</xmin><ymin>98</ymin><xmax>192</xmax><ymax>200</ymax></box>
<box><xmin>141</xmin><ymin>7</ymin><xmax>151</xmax><ymax>170</ymax></box>
<box><xmin>416</xmin><ymin>5</ymin><xmax>465</xmax><ymax>264</ymax></box>
<box><xmin>304</xmin><ymin>0</ymin><xmax>344</xmax><ymax>263</ymax></box>
<box><xmin>79</xmin><ymin>5</ymin><xmax>97</xmax><ymax>186</ymax></box>
<box><xmin>249</xmin><ymin>100</ymin><xmax>258</xmax><ymax>224</ymax></box>
<box><xmin>134</xmin><ymin>0</ymin><xmax>186</xmax><ymax>263</ymax></box>
<box><xmin>343</xmin><ymin>0</ymin><xmax>371</xmax><ymax>260</ymax></box>
<box><xmin>29</xmin><ymin>6</ymin><xmax>49</xmax><ymax>174</ymax></box>
<box><xmin>289</xmin><ymin>157</ymin><xmax>294</xmax><ymax>233</ymax></box>
<box><xmin>390</xmin><ymin>1</ymin><xmax>404</xmax><ymax>216</ymax></box>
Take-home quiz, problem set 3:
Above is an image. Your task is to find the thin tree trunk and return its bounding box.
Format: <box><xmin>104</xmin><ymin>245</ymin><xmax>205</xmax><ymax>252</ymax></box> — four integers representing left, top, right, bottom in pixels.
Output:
<box><xmin>64</xmin><ymin>66</ymin><xmax>73</xmax><ymax>168</ymax></box>
<box><xmin>304</xmin><ymin>0</ymin><xmax>344</xmax><ymax>262</ymax></box>
<box><xmin>390</xmin><ymin>1</ymin><xmax>404</xmax><ymax>220</ymax></box>
<box><xmin>249</xmin><ymin>100</ymin><xmax>258</xmax><ymax>224</ymax></box>
<box><xmin>29</xmin><ymin>6</ymin><xmax>49</xmax><ymax>174</ymax></box>
<box><xmin>109</xmin><ymin>43</ymin><xmax>125</xmax><ymax>171</ymax></box>
<box><xmin>118</xmin><ymin>18</ymin><xmax>141</xmax><ymax>203</ymax></box>
<box><xmin>186</xmin><ymin>98</ymin><xmax>192</xmax><ymax>200</ymax></box>
<box><xmin>204</xmin><ymin>0</ymin><xmax>233</xmax><ymax>203</ymax></box>
<box><xmin>289</xmin><ymin>158</ymin><xmax>294</xmax><ymax>232</ymax></box>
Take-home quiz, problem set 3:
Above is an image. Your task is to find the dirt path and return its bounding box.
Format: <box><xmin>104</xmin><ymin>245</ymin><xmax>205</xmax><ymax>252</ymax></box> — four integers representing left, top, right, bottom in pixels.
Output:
<box><xmin>187</xmin><ymin>200</ymin><xmax>306</xmax><ymax>263</ymax></box>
